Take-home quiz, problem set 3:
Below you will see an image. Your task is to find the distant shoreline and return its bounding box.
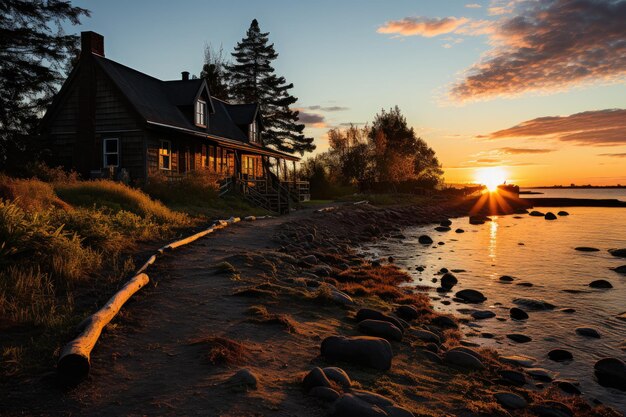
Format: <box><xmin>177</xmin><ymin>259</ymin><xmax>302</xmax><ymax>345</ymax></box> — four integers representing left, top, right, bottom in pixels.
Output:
<box><xmin>521</xmin><ymin>185</ymin><xmax>626</xmax><ymax>189</ymax></box>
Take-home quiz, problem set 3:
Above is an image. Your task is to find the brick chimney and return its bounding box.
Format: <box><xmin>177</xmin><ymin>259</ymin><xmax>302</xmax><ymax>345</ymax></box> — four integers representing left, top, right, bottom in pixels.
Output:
<box><xmin>181</xmin><ymin>71</ymin><xmax>190</xmax><ymax>81</ymax></box>
<box><xmin>81</xmin><ymin>31</ymin><xmax>104</xmax><ymax>57</ymax></box>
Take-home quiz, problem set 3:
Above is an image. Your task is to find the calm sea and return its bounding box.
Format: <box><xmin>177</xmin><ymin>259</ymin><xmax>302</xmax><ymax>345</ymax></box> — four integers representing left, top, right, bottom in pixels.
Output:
<box><xmin>522</xmin><ymin>187</ymin><xmax>626</xmax><ymax>202</ymax></box>
<box><xmin>363</xmin><ymin>189</ymin><xmax>626</xmax><ymax>411</ymax></box>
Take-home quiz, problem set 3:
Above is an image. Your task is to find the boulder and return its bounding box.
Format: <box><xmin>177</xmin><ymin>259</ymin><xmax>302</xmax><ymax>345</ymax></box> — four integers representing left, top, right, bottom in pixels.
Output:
<box><xmin>589</xmin><ymin>279</ymin><xmax>612</xmax><ymax>288</ymax></box>
<box><xmin>443</xmin><ymin>350</ymin><xmax>485</xmax><ymax>370</ymax></box>
<box><xmin>594</xmin><ymin>357</ymin><xmax>626</xmax><ymax>390</ymax></box>
<box><xmin>529</xmin><ymin>211</ymin><xmax>545</xmax><ymax>217</ymax></box>
<box><xmin>494</xmin><ymin>392</ymin><xmax>527</xmax><ymax>410</ymax></box>
<box><xmin>544</xmin><ymin>212</ymin><xmax>557</xmax><ymax>220</ymax></box>
<box><xmin>575</xmin><ymin>327</ymin><xmax>600</xmax><ymax>338</ymax></box>
<box><xmin>321</xmin><ymin>336</ymin><xmax>393</xmax><ymax>371</ymax></box>
<box><xmin>471</xmin><ymin>310</ymin><xmax>496</xmax><ymax>320</ymax></box>
<box><xmin>609</xmin><ymin>248</ymin><xmax>626</xmax><ymax>258</ymax></box>
<box><xmin>455</xmin><ymin>289</ymin><xmax>486</xmax><ymax>303</ymax></box>
<box><xmin>574</xmin><ymin>247</ymin><xmax>600</xmax><ymax>252</ymax></box>
<box><xmin>510</xmin><ymin>307</ymin><xmax>529</xmax><ymax>320</ymax></box>
<box><xmin>440</xmin><ymin>273</ymin><xmax>458</xmax><ymax>290</ymax></box>
<box><xmin>513</xmin><ymin>298</ymin><xmax>555</xmax><ymax>310</ymax></box>
<box><xmin>356</xmin><ymin>308</ymin><xmax>404</xmax><ymax>331</ymax></box>
<box><xmin>322</xmin><ymin>367</ymin><xmax>351</xmax><ymax>389</ymax></box>
<box><xmin>418</xmin><ymin>235</ymin><xmax>433</xmax><ymax>244</ymax></box>
<box><xmin>309</xmin><ymin>386</ymin><xmax>341</xmax><ymax>402</ymax></box>
<box><xmin>548</xmin><ymin>349</ymin><xmax>573</xmax><ymax>362</ymax></box>
<box><xmin>395</xmin><ymin>305</ymin><xmax>420</xmax><ymax>321</ymax></box>
<box><xmin>507</xmin><ymin>334</ymin><xmax>532</xmax><ymax>343</ymax></box>
<box><xmin>557</xmin><ymin>211</ymin><xmax>569</xmax><ymax>216</ymax></box>
<box><xmin>358</xmin><ymin>319</ymin><xmax>403</xmax><ymax>342</ymax></box>
<box><xmin>302</xmin><ymin>367</ymin><xmax>331</xmax><ymax>392</ymax></box>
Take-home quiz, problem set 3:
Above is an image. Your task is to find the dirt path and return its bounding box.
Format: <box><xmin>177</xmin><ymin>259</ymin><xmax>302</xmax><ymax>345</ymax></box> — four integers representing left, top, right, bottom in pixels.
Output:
<box><xmin>41</xmin><ymin>209</ymin><xmax>340</xmax><ymax>416</ymax></box>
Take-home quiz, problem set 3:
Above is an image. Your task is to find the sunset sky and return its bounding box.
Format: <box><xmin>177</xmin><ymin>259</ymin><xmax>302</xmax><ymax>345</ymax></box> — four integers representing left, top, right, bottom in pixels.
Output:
<box><xmin>66</xmin><ymin>0</ymin><xmax>626</xmax><ymax>186</ymax></box>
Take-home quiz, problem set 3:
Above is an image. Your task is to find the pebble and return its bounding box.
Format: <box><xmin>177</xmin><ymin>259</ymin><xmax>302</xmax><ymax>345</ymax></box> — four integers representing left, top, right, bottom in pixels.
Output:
<box><xmin>455</xmin><ymin>228</ymin><xmax>465</xmax><ymax>233</ymax></box>
<box><xmin>356</xmin><ymin>308</ymin><xmax>404</xmax><ymax>331</ymax></box>
<box><xmin>510</xmin><ymin>307</ymin><xmax>529</xmax><ymax>320</ymax></box>
<box><xmin>500</xmin><ymin>355</ymin><xmax>536</xmax><ymax>367</ymax></box>
<box><xmin>529</xmin><ymin>211</ymin><xmax>545</xmax><ymax>217</ymax></box>
<box><xmin>455</xmin><ymin>289</ymin><xmax>486</xmax><ymax>303</ymax></box>
<box><xmin>548</xmin><ymin>349</ymin><xmax>573</xmax><ymax>362</ymax></box>
<box><xmin>575</xmin><ymin>327</ymin><xmax>600</xmax><ymax>338</ymax></box>
<box><xmin>418</xmin><ymin>235</ymin><xmax>433</xmax><ymax>244</ymax></box>
<box><xmin>395</xmin><ymin>305</ymin><xmax>420</xmax><ymax>321</ymax></box>
<box><xmin>554</xmin><ymin>380</ymin><xmax>581</xmax><ymax>395</ymax></box>
<box><xmin>557</xmin><ymin>211</ymin><xmax>569</xmax><ymax>216</ymax></box>
<box><xmin>440</xmin><ymin>273</ymin><xmax>458</xmax><ymax>290</ymax></box>
<box><xmin>544</xmin><ymin>212</ymin><xmax>557</xmax><ymax>220</ymax></box>
<box><xmin>498</xmin><ymin>369</ymin><xmax>527</xmax><ymax>386</ymax></box>
<box><xmin>499</xmin><ymin>275</ymin><xmax>515</xmax><ymax>282</ymax></box>
<box><xmin>494</xmin><ymin>392</ymin><xmax>527</xmax><ymax>409</ymax></box>
<box><xmin>513</xmin><ymin>298</ymin><xmax>555</xmax><ymax>310</ymax></box>
<box><xmin>507</xmin><ymin>333</ymin><xmax>532</xmax><ymax>343</ymax></box>
<box><xmin>589</xmin><ymin>279</ymin><xmax>612</xmax><ymax>288</ymax></box>
<box><xmin>435</xmin><ymin>226</ymin><xmax>451</xmax><ymax>232</ymax></box>
<box><xmin>526</xmin><ymin>367</ymin><xmax>555</xmax><ymax>382</ymax></box>
<box><xmin>574</xmin><ymin>247</ymin><xmax>600</xmax><ymax>252</ymax></box>
<box><xmin>471</xmin><ymin>310</ymin><xmax>496</xmax><ymax>320</ymax></box>
<box><xmin>302</xmin><ymin>367</ymin><xmax>331</xmax><ymax>392</ymax></box>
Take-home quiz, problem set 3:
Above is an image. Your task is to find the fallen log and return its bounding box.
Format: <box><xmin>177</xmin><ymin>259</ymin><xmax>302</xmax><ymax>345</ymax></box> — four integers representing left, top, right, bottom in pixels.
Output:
<box><xmin>136</xmin><ymin>253</ymin><xmax>157</xmax><ymax>275</ymax></box>
<box><xmin>58</xmin><ymin>273</ymin><xmax>150</xmax><ymax>384</ymax></box>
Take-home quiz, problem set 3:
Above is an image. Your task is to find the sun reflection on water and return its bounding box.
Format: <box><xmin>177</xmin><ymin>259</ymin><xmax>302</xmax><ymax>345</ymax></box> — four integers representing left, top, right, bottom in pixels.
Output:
<box><xmin>488</xmin><ymin>217</ymin><xmax>498</xmax><ymax>260</ymax></box>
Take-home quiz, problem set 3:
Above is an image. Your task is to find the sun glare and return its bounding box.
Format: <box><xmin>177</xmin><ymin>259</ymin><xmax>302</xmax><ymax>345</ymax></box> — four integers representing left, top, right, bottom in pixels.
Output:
<box><xmin>475</xmin><ymin>167</ymin><xmax>508</xmax><ymax>192</ymax></box>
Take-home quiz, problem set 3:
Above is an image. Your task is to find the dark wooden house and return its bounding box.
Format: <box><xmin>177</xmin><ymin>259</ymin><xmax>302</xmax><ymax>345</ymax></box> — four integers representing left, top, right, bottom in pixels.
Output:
<box><xmin>40</xmin><ymin>31</ymin><xmax>309</xmax><ymax>212</ymax></box>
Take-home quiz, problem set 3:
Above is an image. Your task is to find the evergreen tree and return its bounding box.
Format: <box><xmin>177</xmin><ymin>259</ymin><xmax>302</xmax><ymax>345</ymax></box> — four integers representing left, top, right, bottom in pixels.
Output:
<box><xmin>228</xmin><ymin>19</ymin><xmax>314</xmax><ymax>155</ymax></box>
<box><xmin>200</xmin><ymin>43</ymin><xmax>230</xmax><ymax>101</ymax></box>
<box><xmin>0</xmin><ymin>0</ymin><xmax>89</xmax><ymax>171</ymax></box>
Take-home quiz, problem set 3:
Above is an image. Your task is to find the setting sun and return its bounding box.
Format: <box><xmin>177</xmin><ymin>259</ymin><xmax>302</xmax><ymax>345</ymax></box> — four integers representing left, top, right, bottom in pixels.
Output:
<box><xmin>475</xmin><ymin>167</ymin><xmax>508</xmax><ymax>192</ymax></box>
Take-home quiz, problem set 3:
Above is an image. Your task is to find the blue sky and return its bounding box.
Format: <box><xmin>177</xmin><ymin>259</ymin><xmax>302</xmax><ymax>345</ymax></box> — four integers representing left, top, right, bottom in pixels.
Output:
<box><xmin>65</xmin><ymin>0</ymin><xmax>626</xmax><ymax>185</ymax></box>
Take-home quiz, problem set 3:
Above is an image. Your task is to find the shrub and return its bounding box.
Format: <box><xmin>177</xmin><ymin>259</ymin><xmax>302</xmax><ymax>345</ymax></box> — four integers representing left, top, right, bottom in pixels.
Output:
<box><xmin>143</xmin><ymin>170</ymin><xmax>220</xmax><ymax>207</ymax></box>
<box><xmin>55</xmin><ymin>180</ymin><xmax>189</xmax><ymax>225</ymax></box>
<box><xmin>0</xmin><ymin>175</ymin><xmax>70</xmax><ymax>212</ymax></box>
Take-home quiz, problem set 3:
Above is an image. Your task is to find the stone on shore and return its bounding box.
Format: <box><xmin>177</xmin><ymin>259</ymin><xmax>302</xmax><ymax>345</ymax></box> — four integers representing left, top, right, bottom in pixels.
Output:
<box><xmin>430</xmin><ymin>315</ymin><xmax>458</xmax><ymax>329</ymax></box>
<box><xmin>455</xmin><ymin>228</ymin><xmax>465</xmax><ymax>233</ymax></box>
<box><xmin>594</xmin><ymin>357</ymin><xmax>626</xmax><ymax>390</ymax></box>
<box><xmin>410</xmin><ymin>329</ymin><xmax>441</xmax><ymax>344</ymax></box>
<box><xmin>544</xmin><ymin>212</ymin><xmax>557</xmax><ymax>220</ymax></box>
<box><xmin>322</xmin><ymin>367</ymin><xmax>351</xmax><ymax>389</ymax></box>
<box><xmin>500</xmin><ymin>355</ymin><xmax>536</xmax><ymax>367</ymax></box>
<box><xmin>530</xmin><ymin>401</ymin><xmax>573</xmax><ymax>417</ymax></box>
<box><xmin>575</xmin><ymin>247</ymin><xmax>600</xmax><ymax>252</ymax></box>
<box><xmin>418</xmin><ymin>235</ymin><xmax>433</xmax><ymax>244</ymax></box>
<box><xmin>358</xmin><ymin>319</ymin><xmax>403</xmax><ymax>342</ymax></box>
<box><xmin>440</xmin><ymin>273</ymin><xmax>458</xmax><ymax>290</ymax></box>
<box><xmin>499</xmin><ymin>275</ymin><xmax>515</xmax><ymax>282</ymax></box>
<box><xmin>589</xmin><ymin>279</ymin><xmax>612</xmax><ymax>289</ymax></box>
<box><xmin>498</xmin><ymin>369</ymin><xmax>527</xmax><ymax>386</ymax></box>
<box><xmin>609</xmin><ymin>248</ymin><xmax>626</xmax><ymax>258</ymax></box>
<box><xmin>575</xmin><ymin>327</ymin><xmax>600</xmax><ymax>338</ymax></box>
<box><xmin>321</xmin><ymin>336</ymin><xmax>393</xmax><ymax>371</ymax></box>
<box><xmin>557</xmin><ymin>211</ymin><xmax>569</xmax><ymax>216</ymax></box>
<box><xmin>529</xmin><ymin>211</ymin><xmax>545</xmax><ymax>217</ymax></box>
<box><xmin>444</xmin><ymin>350</ymin><xmax>485</xmax><ymax>370</ymax></box>
<box><xmin>554</xmin><ymin>380</ymin><xmax>581</xmax><ymax>395</ymax></box>
<box><xmin>513</xmin><ymin>298</ymin><xmax>555</xmax><ymax>310</ymax></box>
<box><xmin>612</xmin><ymin>265</ymin><xmax>626</xmax><ymax>274</ymax></box>
<box><xmin>455</xmin><ymin>289</ymin><xmax>486</xmax><ymax>303</ymax></box>
<box><xmin>507</xmin><ymin>333</ymin><xmax>532</xmax><ymax>343</ymax></box>
<box><xmin>395</xmin><ymin>305</ymin><xmax>420</xmax><ymax>321</ymax></box>
<box><xmin>510</xmin><ymin>307</ymin><xmax>529</xmax><ymax>320</ymax></box>
<box><xmin>440</xmin><ymin>219</ymin><xmax>452</xmax><ymax>227</ymax></box>
<box><xmin>302</xmin><ymin>367</ymin><xmax>332</xmax><ymax>392</ymax></box>
<box><xmin>331</xmin><ymin>393</ymin><xmax>387</xmax><ymax>417</ymax></box>
<box><xmin>356</xmin><ymin>308</ymin><xmax>404</xmax><ymax>331</ymax></box>
<box><xmin>526</xmin><ymin>368</ymin><xmax>555</xmax><ymax>382</ymax></box>
<box><xmin>309</xmin><ymin>386</ymin><xmax>340</xmax><ymax>402</ymax></box>
<box><xmin>228</xmin><ymin>368</ymin><xmax>258</xmax><ymax>389</ymax></box>
<box><xmin>548</xmin><ymin>349</ymin><xmax>573</xmax><ymax>362</ymax></box>
<box><xmin>494</xmin><ymin>392</ymin><xmax>527</xmax><ymax>409</ymax></box>
<box><xmin>472</xmin><ymin>310</ymin><xmax>496</xmax><ymax>320</ymax></box>
<box><xmin>435</xmin><ymin>226</ymin><xmax>451</xmax><ymax>232</ymax></box>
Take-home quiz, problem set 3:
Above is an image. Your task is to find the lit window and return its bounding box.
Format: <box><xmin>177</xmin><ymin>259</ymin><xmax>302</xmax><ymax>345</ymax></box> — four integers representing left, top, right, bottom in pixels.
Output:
<box><xmin>195</xmin><ymin>99</ymin><xmax>207</xmax><ymax>126</ymax></box>
<box><xmin>249</xmin><ymin>122</ymin><xmax>258</xmax><ymax>143</ymax></box>
<box><xmin>159</xmin><ymin>140</ymin><xmax>171</xmax><ymax>170</ymax></box>
<box><xmin>103</xmin><ymin>138</ymin><xmax>119</xmax><ymax>167</ymax></box>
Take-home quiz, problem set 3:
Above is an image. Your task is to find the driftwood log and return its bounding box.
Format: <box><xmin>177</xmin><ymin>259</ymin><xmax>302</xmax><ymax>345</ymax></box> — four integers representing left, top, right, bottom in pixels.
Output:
<box><xmin>57</xmin><ymin>273</ymin><xmax>149</xmax><ymax>384</ymax></box>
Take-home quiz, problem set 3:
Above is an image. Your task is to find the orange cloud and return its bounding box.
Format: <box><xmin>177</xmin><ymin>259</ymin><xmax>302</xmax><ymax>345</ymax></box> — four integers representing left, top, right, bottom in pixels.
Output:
<box><xmin>377</xmin><ymin>16</ymin><xmax>469</xmax><ymax>37</ymax></box>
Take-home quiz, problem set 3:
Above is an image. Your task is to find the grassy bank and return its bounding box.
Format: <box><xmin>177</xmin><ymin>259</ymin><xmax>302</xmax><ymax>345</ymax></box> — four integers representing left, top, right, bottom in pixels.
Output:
<box><xmin>0</xmin><ymin>169</ymin><xmax>265</xmax><ymax>378</ymax></box>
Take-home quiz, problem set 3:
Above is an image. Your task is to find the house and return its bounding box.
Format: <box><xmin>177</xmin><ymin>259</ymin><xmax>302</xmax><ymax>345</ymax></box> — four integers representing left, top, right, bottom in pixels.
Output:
<box><xmin>40</xmin><ymin>31</ymin><xmax>309</xmax><ymax>212</ymax></box>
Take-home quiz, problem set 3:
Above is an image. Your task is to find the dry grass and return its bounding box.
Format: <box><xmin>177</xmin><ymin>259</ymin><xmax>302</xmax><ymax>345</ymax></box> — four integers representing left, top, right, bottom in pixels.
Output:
<box><xmin>189</xmin><ymin>336</ymin><xmax>249</xmax><ymax>365</ymax></box>
<box><xmin>246</xmin><ymin>305</ymin><xmax>299</xmax><ymax>333</ymax></box>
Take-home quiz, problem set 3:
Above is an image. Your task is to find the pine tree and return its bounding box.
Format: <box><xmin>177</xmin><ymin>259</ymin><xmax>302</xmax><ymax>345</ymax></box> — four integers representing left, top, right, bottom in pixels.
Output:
<box><xmin>228</xmin><ymin>19</ymin><xmax>314</xmax><ymax>155</ymax></box>
<box><xmin>0</xmin><ymin>0</ymin><xmax>89</xmax><ymax>170</ymax></box>
<box><xmin>200</xmin><ymin>43</ymin><xmax>230</xmax><ymax>101</ymax></box>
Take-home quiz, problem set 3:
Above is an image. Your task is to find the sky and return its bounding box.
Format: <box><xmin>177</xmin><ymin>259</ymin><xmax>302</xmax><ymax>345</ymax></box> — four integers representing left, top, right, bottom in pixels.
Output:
<box><xmin>65</xmin><ymin>0</ymin><xmax>626</xmax><ymax>186</ymax></box>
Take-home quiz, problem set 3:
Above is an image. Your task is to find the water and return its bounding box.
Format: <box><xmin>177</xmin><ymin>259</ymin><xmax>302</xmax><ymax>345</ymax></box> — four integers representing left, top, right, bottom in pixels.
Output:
<box><xmin>363</xmin><ymin>203</ymin><xmax>626</xmax><ymax>411</ymax></box>
<box><xmin>522</xmin><ymin>187</ymin><xmax>626</xmax><ymax>202</ymax></box>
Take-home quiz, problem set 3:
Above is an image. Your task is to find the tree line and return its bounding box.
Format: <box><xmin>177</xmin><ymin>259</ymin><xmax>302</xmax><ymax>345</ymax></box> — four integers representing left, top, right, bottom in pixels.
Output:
<box><xmin>299</xmin><ymin>106</ymin><xmax>444</xmax><ymax>199</ymax></box>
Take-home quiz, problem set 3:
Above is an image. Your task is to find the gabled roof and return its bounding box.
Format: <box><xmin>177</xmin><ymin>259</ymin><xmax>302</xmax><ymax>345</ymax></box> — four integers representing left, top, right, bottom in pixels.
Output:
<box><xmin>91</xmin><ymin>55</ymin><xmax>297</xmax><ymax>160</ymax></box>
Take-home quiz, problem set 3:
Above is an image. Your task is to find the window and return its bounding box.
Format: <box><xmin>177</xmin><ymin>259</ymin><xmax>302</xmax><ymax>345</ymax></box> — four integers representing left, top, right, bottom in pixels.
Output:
<box><xmin>103</xmin><ymin>138</ymin><xmax>119</xmax><ymax>167</ymax></box>
<box><xmin>249</xmin><ymin>122</ymin><xmax>258</xmax><ymax>143</ymax></box>
<box><xmin>159</xmin><ymin>140</ymin><xmax>171</xmax><ymax>170</ymax></box>
<box><xmin>208</xmin><ymin>145</ymin><xmax>215</xmax><ymax>171</ymax></box>
<box><xmin>195</xmin><ymin>99</ymin><xmax>207</xmax><ymax>126</ymax></box>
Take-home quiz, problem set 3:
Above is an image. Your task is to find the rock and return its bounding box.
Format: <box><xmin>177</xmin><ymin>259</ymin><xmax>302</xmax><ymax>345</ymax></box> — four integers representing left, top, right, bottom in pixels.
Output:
<box><xmin>526</xmin><ymin>368</ymin><xmax>555</xmax><ymax>382</ymax></box>
<box><xmin>529</xmin><ymin>210</ymin><xmax>545</xmax><ymax>217</ymax></box>
<box><xmin>309</xmin><ymin>386</ymin><xmax>341</xmax><ymax>401</ymax></box>
<box><xmin>513</xmin><ymin>298</ymin><xmax>555</xmax><ymax>310</ymax></box>
<box><xmin>351</xmin><ymin>390</ymin><xmax>395</xmax><ymax>407</ymax></box>
<box><xmin>507</xmin><ymin>333</ymin><xmax>532</xmax><ymax>343</ymax></box>
<box><xmin>594</xmin><ymin>357</ymin><xmax>626</xmax><ymax>390</ymax></box>
<box><xmin>356</xmin><ymin>308</ymin><xmax>404</xmax><ymax>331</ymax></box>
<box><xmin>440</xmin><ymin>219</ymin><xmax>452</xmax><ymax>227</ymax></box>
<box><xmin>554</xmin><ymin>380</ymin><xmax>581</xmax><ymax>395</ymax></box>
<box><xmin>612</xmin><ymin>265</ymin><xmax>626</xmax><ymax>274</ymax></box>
<box><xmin>589</xmin><ymin>279</ymin><xmax>612</xmax><ymax>288</ymax></box>
<box><xmin>322</xmin><ymin>367</ymin><xmax>351</xmax><ymax>389</ymax></box>
<box><xmin>530</xmin><ymin>401</ymin><xmax>573</xmax><ymax>417</ymax></box>
<box><xmin>469</xmin><ymin>215</ymin><xmax>486</xmax><ymax>225</ymax></box>
<box><xmin>430</xmin><ymin>315</ymin><xmax>458</xmax><ymax>329</ymax></box>
<box><xmin>302</xmin><ymin>367</ymin><xmax>331</xmax><ymax>392</ymax></box>
<box><xmin>494</xmin><ymin>392</ymin><xmax>527</xmax><ymax>409</ymax></box>
<box><xmin>425</xmin><ymin>343</ymin><xmax>439</xmax><ymax>353</ymax></box>
<box><xmin>321</xmin><ymin>336</ymin><xmax>393</xmax><ymax>371</ymax></box>
<box><xmin>435</xmin><ymin>226</ymin><xmax>451</xmax><ymax>232</ymax></box>
<box><xmin>557</xmin><ymin>211</ymin><xmax>569</xmax><ymax>216</ymax></box>
<box><xmin>499</xmin><ymin>275</ymin><xmax>515</xmax><ymax>282</ymax></box>
<box><xmin>455</xmin><ymin>228</ymin><xmax>465</xmax><ymax>233</ymax></box>
<box><xmin>358</xmin><ymin>320</ymin><xmax>403</xmax><ymax>342</ymax></box>
<box><xmin>440</xmin><ymin>273</ymin><xmax>458</xmax><ymax>290</ymax></box>
<box><xmin>395</xmin><ymin>305</ymin><xmax>420</xmax><ymax>321</ymax></box>
<box><xmin>575</xmin><ymin>247</ymin><xmax>600</xmax><ymax>252</ymax></box>
<box><xmin>472</xmin><ymin>310</ymin><xmax>496</xmax><ymax>320</ymax></box>
<box><xmin>439</xmin><ymin>267</ymin><xmax>449</xmax><ymax>273</ymax></box>
<box><xmin>385</xmin><ymin>405</ymin><xmax>415</xmax><ymax>417</ymax></box>
<box><xmin>449</xmin><ymin>346</ymin><xmax>483</xmax><ymax>361</ymax></box>
<box><xmin>548</xmin><ymin>349</ymin><xmax>573</xmax><ymax>362</ymax></box>
<box><xmin>498</xmin><ymin>369</ymin><xmax>527</xmax><ymax>386</ymax></box>
<box><xmin>300</xmin><ymin>255</ymin><xmax>318</xmax><ymax>265</ymax></box>
<box><xmin>516</xmin><ymin>282</ymin><xmax>534</xmax><ymax>287</ymax></box>
<box><xmin>609</xmin><ymin>248</ymin><xmax>626</xmax><ymax>258</ymax></box>
<box><xmin>444</xmin><ymin>350</ymin><xmax>485</xmax><ymax>370</ymax></box>
<box><xmin>455</xmin><ymin>289</ymin><xmax>486</xmax><ymax>303</ymax></box>
<box><xmin>228</xmin><ymin>368</ymin><xmax>258</xmax><ymax>389</ymax></box>
<box><xmin>411</xmin><ymin>329</ymin><xmax>440</xmax><ymax>344</ymax></box>
<box><xmin>510</xmin><ymin>307</ymin><xmax>529</xmax><ymax>320</ymax></box>
<box><xmin>330</xmin><ymin>289</ymin><xmax>355</xmax><ymax>305</ymax></box>
<box><xmin>331</xmin><ymin>393</ymin><xmax>387</xmax><ymax>417</ymax></box>
<box><xmin>418</xmin><ymin>235</ymin><xmax>433</xmax><ymax>244</ymax></box>
<box><xmin>500</xmin><ymin>355</ymin><xmax>536</xmax><ymax>367</ymax></box>
<box><xmin>544</xmin><ymin>212</ymin><xmax>557</xmax><ymax>220</ymax></box>
<box><xmin>575</xmin><ymin>327</ymin><xmax>600</xmax><ymax>338</ymax></box>
<box><xmin>559</xmin><ymin>308</ymin><xmax>576</xmax><ymax>313</ymax></box>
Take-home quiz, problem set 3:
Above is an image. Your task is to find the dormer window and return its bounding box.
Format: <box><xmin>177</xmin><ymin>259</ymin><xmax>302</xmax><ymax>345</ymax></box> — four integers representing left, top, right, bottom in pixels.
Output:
<box><xmin>195</xmin><ymin>99</ymin><xmax>207</xmax><ymax>127</ymax></box>
<box><xmin>249</xmin><ymin>122</ymin><xmax>258</xmax><ymax>143</ymax></box>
